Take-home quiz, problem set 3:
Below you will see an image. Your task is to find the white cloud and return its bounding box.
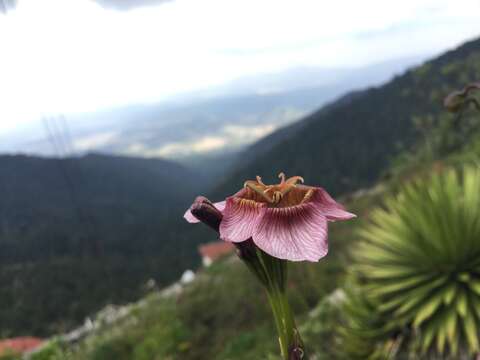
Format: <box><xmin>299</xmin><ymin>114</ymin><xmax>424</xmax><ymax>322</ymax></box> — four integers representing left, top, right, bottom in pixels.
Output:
<box><xmin>125</xmin><ymin>136</ymin><xmax>227</xmax><ymax>157</ymax></box>
<box><xmin>73</xmin><ymin>131</ymin><xmax>117</xmax><ymax>151</ymax></box>
<box><xmin>156</xmin><ymin>136</ymin><xmax>228</xmax><ymax>156</ymax></box>
<box><xmin>125</xmin><ymin>122</ymin><xmax>288</xmax><ymax>158</ymax></box>
<box><xmin>0</xmin><ymin>0</ymin><xmax>479</xmax><ymax>135</ymax></box>
<box><xmin>222</xmin><ymin>124</ymin><xmax>276</xmax><ymax>140</ymax></box>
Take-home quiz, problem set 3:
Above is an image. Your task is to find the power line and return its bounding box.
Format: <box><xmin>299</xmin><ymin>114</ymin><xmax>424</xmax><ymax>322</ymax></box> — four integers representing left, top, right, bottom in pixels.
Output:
<box><xmin>42</xmin><ymin>116</ymin><xmax>101</xmax><ymax>257</ymax></box>
<box><xmin>58</xmin><ymin>115</ymin><xmax>103</xmax><ymax>256</ymax></box>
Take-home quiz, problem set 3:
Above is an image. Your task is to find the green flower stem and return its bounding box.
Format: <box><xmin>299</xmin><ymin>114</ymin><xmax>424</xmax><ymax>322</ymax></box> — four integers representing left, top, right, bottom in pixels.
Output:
<box><xmin>189</xmin><ymin>198</ymin><xmax>307</xmax><ymax>357</ymax></box>
<box><xmin>255</xmin><ymin>250</ymin><xmax>306</xmax><ymax>360</ymax></box>
<box><xmin>266</xmin><ymin>287</ymin><xmax>305</xmax><ymax>359</ymax></box>
<box><xmin>236</xmin><ymin>242</ymin><xmax>306</xmax><ymax>359</ymax></box>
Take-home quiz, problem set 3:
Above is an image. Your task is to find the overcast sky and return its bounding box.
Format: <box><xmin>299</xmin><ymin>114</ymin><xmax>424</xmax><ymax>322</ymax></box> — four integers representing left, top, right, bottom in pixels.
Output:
<box><xmin>0</xmin><ymin>0</ymin><xmax>479</xmax><ymax>135</ymax></box>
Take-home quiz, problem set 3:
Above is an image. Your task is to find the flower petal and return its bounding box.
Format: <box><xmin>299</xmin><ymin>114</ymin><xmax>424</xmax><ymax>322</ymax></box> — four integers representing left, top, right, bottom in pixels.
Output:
<box><xmin>219</xmin><ymin>197</ymin><xmax>266</xmax><ymax>243</ymax></box>
<box><xmin>184</xmin><ymin>201</ymin><xmax>227</xmax><ymax>223</ymax></box>
<box><xmin>184</xmin><ymin>208</ymin><xmax>201</xmax><ymax>223</ymax></box>
<box><xmin>312</xmin><ymin>187</ymin><xmax>356</xmax><ymax>221</ymax></box>
<box><xmin>213</xmin><ymin>201</ymin><xmax>226</xmax><ymax>212</ymax></box>
<box><xmin>253</xmin><ymin>203</ymin><xmax>328</xmax><ymax>262</ymax></box>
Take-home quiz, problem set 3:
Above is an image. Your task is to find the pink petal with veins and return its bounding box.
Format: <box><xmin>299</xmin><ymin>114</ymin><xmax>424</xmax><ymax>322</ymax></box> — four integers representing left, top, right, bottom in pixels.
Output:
<box><xmin>220</xmin><ymin>197</ymin><xmax>266</xmax><ymax>243</ymax></box>
<box><xmin>253</xmin><ymin>203</ymin><xmax>328</xmax><ymax>262</ymax></box>
<box><xmin>184</xmin><ymin>201</ymin><xmax>227</xmax><ymax>223</ymax></box>
<box><xmin>312</xmin><ymin>187</ymin><xmax>356</xmax><ymax>221</ymax></box>
<box><xmin>213</xmin><ymin>200</ymin><xmax>226</xmax><ymax>212</ymax></box>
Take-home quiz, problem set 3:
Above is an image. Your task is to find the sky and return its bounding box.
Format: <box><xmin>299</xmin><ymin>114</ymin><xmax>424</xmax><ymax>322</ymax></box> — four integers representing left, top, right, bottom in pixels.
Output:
<box><xmin>0</xmin><ymin>0</ymin><xmax>479</xmax><ymax>136</ymax></box>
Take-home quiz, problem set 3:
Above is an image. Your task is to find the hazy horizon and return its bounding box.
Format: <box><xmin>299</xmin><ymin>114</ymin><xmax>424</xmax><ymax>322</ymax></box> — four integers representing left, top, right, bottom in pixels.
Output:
<box><xmin>0</xmin><ymin>0</ymin><xmax>479</xmax><ymax>137</ymax></box>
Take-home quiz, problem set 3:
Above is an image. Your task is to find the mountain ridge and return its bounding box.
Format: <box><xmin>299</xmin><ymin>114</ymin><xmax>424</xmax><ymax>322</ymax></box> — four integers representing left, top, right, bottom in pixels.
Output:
<box><xmin>212</xmin><ymin>36</ymin><xmax>480</xmax><ymax>198</ymax></box>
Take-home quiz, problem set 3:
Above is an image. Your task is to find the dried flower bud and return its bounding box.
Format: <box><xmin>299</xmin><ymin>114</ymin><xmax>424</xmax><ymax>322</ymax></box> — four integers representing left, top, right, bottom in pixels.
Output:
<box><xmin>188</xmin><ymin>196</ymin><xmax>223</xmax><ymax>231</ymax></box>
<box><xmin>444</xmin><ymin>82</ymin><xmax>480</xmax><ymax>113</ymax></box>
<box><xmin>444</xmin><ymin>90</ymin><xmax>466</xmax><ymax>113</ymax></box>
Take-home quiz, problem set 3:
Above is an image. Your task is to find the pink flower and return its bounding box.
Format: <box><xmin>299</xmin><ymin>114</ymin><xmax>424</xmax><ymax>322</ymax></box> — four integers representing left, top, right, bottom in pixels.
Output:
<box><xmin>184</xmin><ymin>173</ymin><xmax>355</xmax><ymax>262</ymax></box>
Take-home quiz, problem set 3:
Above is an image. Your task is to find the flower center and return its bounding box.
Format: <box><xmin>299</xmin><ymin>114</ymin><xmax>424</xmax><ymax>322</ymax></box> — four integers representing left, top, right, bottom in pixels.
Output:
<box><xmin>243</xmin><ymin>172</ymin><xmax>306</xmax><ymax>206</ymax></box>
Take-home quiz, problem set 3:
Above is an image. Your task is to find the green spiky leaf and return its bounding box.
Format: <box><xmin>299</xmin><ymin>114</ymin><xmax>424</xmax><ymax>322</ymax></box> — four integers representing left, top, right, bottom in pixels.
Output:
<box><xmin>342</xmin><ymin>166</ymin><xmax>480</xmax><ymax>358</ymax></box>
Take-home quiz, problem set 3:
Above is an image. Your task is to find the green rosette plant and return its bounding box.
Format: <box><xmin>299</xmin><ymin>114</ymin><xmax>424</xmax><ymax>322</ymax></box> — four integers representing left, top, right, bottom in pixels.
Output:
<box><xmin>343</xmin><ymin>166</ymin><xmax>480</xmax><ymax>359</ymax></box>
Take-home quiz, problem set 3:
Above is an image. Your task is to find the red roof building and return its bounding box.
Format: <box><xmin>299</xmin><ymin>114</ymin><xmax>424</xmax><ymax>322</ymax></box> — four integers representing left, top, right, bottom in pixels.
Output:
<box><xmin>198</xmin><ymin>241</ymin><xmax>235</xmax><ymax>266</ymax></box>
<box><xmin>0</xmin><ymin>337</ymin><xmax>44</xmax><ymax>355</ymax></box>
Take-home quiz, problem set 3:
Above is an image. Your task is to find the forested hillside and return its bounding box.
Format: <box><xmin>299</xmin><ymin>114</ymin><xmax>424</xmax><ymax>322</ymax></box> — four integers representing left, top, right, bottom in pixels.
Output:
<box><xmin>0</xmin><ymin>153</ymin><xmax>205</xmax><ymax>336</ymax></box>
<box><xmin>0</xmin><ymin>153</ymin><xmax>203</xmax><ymax>261</ymax></box>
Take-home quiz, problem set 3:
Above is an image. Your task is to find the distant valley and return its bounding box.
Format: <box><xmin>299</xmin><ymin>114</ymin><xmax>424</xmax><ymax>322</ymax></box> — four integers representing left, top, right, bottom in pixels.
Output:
<box><xmin>0</xmin><ymin>56</ymin><xmax>425</xmax><ymax>179</ymax></box>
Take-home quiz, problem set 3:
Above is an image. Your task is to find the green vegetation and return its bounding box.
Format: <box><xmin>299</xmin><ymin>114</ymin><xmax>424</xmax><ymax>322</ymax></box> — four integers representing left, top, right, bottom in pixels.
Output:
<box><xmin>64</xmin><ymin>254</ymin><xmax>349</xmax><ymax>360</ymax></box>
<box><xmin>0</xmin><ymin>352</ymin><xmax>19</xmax><ymax>360</ymax></box>
<box><xmin>342</xmin><ymin>166</ymin><xmax>480</xmax><ymax>359</ymax></box>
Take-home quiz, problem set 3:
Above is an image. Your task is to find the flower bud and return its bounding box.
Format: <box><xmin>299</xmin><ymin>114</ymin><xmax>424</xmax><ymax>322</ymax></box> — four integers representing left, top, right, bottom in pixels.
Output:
<box><xmin>189</xmin><ymin>196</ymin><xmax>223</xmax><ymax>231</ymax></box>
